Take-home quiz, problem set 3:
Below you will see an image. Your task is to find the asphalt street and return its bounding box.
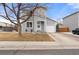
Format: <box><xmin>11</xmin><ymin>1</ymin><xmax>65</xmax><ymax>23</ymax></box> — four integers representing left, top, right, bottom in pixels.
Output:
<box><xmin>0</xmin><ymin>49</ymin><xmax>79</xmax><ymax>55</ymax></box>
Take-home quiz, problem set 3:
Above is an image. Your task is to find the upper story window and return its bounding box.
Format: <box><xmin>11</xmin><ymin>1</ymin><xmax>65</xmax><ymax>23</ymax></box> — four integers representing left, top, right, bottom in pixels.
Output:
<box><xmin>27</xmin><ymin>22</ymin><xmax>32</xmax><ymax>27</ymax></box>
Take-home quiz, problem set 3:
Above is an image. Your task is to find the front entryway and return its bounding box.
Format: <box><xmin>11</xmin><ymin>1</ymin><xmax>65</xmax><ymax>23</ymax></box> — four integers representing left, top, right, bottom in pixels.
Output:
<box><xmin>37</xmin><ymin>21</ymin><xmax>44</xmax><ymax>32</ymax></box>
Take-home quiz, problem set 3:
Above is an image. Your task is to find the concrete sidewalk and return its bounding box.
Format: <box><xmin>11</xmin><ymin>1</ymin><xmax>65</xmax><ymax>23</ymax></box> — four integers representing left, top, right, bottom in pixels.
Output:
<box><xmin>0</xmin><ymin>41</ymin><xmax>64</xmax><ymax>50</ymax></box>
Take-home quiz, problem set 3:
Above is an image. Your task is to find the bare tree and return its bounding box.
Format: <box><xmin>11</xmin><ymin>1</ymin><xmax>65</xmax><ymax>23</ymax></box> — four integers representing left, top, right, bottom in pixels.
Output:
<box><xmin>0</xmin><ymin>3</ymin><xmax>39</xmax><ymax>36</ymax></box>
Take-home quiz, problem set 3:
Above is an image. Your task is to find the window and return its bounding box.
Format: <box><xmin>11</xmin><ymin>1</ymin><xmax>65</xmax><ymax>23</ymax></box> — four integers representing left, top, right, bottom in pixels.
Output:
<box><xmin>37</xmin><ymin>25</ymin><xmax>40</xmax><ymax>28</ymax></box>
<box><xmin>0</xmin><ymin>26</ymin><xmax>2</xmax><ymax>28</ymax></box>
<box><xmin>27</xmin><ymin>22</ymin><xmax>29</xmax><ymax>27</ymax></box>
<box><xmin>27</xmin><ymin>22</ymin><xmax>32</xmax><ymax>27</ymax></box>
<box><xmin>25</xmin><ymin>29</ymin><xmax>27</xmax><ymax>32</ymax></box>
<box><xmin>30</xmin><ymin>22</ymin><xmax>32</xmax><ymax>27</ymax></box>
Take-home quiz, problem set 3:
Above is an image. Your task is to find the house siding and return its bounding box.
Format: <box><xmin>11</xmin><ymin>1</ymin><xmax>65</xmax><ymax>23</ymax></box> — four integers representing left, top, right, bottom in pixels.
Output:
<box><xmin>21</xmin><ymin>7</ymin><xmax>57</xmax><ymax>32</ymax></box>
<box><xmin>21</xmin><ymin>16</ymin><xmax>46</xmax><ymax>32</ymax></box>
<box><xmin>63</xmin><ymin>13</ymin><xmax>79</xmax><ymax>31</ymax></box>
<box><xmin>47</xmin><ymin>19</ymin><xmax>56</xmax><ymax>26</ymax></box>
<box><xmin>46</xmin><ymin>19</ymin><xmax>57</xmax><ymax>32</ymax></box>
<box><xmin>33</xmin><ymin>16</ymin><xmax>46</xmax><ymax>32</ymax></box>
<box><xmin>78</xmin><ymin>13</ymin><xmax>79</xmax><ymax>27</ymax></box>
<box><xmin>21</xmin><ymin>16</ymin><xmax>57</xmax><ymax>32</ymax></box>
<box><xmin>21</xmin><ymin>16</ymin><xmax>34</xmax><ymax>32</ymax></box>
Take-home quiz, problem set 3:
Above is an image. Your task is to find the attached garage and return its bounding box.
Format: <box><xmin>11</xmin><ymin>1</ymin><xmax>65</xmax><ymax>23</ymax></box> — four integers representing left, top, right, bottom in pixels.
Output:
<box><xmin>46</xmin><ymin>18</ymin><xmax>57</xmax><ymax>32</ymax></box>
<box><xmin>46</xmin><ymin>26</ymin><xmax>56</xmax><ymax>32</ymax></box>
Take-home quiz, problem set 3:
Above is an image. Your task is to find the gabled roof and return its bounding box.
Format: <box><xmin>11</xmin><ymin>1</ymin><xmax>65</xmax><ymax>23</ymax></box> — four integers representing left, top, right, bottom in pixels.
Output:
<box><xmin>21</xmin><ymin>14</ymin><xmax>57</xmax><ymax>22</ymax></box>
<box><xmin>63</xmin><ymin>11</ymin><xmax>79</xmax><ymax>19</ymax></box>
<box><xmin>34</xmin><ymin>15</ymin><xmax>57</xmax><ymax>23</ymax></box>
<box><xmin>46</xmin><ymin>17</ymin><xmax>57</xmax><ymax>23</ymax></box>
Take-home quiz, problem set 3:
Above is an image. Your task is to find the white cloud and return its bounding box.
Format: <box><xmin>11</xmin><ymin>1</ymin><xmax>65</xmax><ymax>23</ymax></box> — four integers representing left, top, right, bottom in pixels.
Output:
<box><xmin>67</xmin><ymin>3</ymin><xmax>79</xmax><ymax>9</ymax></box>
<box><xmin>0</xmin><ymin>18</ymin><xmax>12</xmax><ymax>24</ymax></box>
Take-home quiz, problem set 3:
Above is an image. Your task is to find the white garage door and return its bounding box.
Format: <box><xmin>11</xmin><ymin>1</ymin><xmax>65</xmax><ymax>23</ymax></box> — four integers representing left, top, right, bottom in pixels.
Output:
<box><xmin>46</xmin><ymin>26</ymin><xmax>56</xmax><ymax>32</ymax></box>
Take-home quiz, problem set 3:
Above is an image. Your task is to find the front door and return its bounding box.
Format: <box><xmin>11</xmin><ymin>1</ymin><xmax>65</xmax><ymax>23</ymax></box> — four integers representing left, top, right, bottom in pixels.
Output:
<box><xmin>37</xmin><ymin>21</ymin><xmax>44</xmax><ymax>32</ymax></box>
<box><xmin>41</xmin><ymin>21</ymin><xmax>44</xmax><ymax>32</ymax></box>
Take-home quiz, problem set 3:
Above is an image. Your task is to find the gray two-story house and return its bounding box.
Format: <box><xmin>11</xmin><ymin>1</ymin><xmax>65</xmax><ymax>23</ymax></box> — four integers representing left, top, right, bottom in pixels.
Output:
<box><xmin>21</xmin><ymin>6</ymin><xmax>57</xmax><ymax>32</ymax></box>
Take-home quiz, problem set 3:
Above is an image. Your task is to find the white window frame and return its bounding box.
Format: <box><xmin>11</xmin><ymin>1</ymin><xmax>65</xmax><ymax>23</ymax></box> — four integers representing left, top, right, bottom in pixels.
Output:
<box><xmin>26</xmin><ymin>21</ymin><xmax>32</xmax><ymax>27</ymax></box>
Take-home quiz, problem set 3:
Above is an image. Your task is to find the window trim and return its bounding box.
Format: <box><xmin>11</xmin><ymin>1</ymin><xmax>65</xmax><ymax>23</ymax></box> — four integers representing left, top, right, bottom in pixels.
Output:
<box><xmin>27</xmin><ymin>22</ymin><xmax>32</xmax><ymax>27</ymax></box>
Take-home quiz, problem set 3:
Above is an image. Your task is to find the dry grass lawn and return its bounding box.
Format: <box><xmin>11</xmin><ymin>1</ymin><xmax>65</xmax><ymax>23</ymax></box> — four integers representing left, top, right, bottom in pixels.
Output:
<box><xmin>0</xmin><ymin>32</ymin><xmax>54</xmax><ymax>41</ymax></box>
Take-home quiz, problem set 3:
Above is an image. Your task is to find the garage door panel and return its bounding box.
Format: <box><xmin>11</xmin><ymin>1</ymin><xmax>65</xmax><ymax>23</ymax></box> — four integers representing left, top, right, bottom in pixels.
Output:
<box><xmin>46</xmin><ymin>26</ymin><xmax>56</xmax><ymax>32</ymax></box>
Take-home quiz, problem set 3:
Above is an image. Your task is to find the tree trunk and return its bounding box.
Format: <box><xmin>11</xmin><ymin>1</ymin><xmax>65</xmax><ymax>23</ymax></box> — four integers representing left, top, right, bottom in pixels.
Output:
<box><xmin>18</xmin><ymin>24</ymin><xmax>22</xmax><ymax>36</ymax></box>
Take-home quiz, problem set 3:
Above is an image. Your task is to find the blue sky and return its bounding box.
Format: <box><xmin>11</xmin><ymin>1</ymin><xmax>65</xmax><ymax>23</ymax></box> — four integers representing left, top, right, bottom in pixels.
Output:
<box><xmin>46</xmin><ymin>3</ymin><xmax>79</xmax><ymax>21</ymax></box>
<box><xmin>0</xmin><ymin>3</ymin><xmax>79</xmax><ymax>23</ymax></box>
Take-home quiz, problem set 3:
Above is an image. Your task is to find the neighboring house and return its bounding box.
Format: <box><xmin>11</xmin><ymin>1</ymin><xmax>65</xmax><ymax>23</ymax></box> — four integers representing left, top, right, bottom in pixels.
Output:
<box><xmin>63</xmin><ymin>11</ymin><xmax>79</xmax><ymax>32</ymax></box>
<box><xmin>21</xmin><ymin>6</ymin><xmax>57</xmax><ymax>32</ymax></box>
<box><xmin>0</xmin><ymin>21</ymin><xmax>14</xmax><ymax>32</ymax></box>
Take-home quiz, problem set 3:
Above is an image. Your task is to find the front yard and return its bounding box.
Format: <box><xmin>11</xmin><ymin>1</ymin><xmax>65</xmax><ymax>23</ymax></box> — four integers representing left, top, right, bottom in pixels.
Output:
<box><xmin>0</xmin><ymin>32</ymin><xmax>54</xmax><ymax>41</ymax></box>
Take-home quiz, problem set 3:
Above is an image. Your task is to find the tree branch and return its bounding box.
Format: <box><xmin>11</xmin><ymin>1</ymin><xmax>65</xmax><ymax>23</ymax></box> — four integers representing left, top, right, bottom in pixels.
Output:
<box><xmin>12</xmin><ymin>3</ymin><xmax>17</xmax><ymax>16</ymax></box>
<box><xmin>4</xmin><ymin>3</ymin><xmax>17</xmax><ymax>17</ymax></box>
<box><xmin>21</xmin><ymin>3</ymin><xmax>38</xmax><ymax>24</ymax></box>
<box><xmin>16</xmin><ymin>3</ymin><xmax>22</xmax><ymax>24</ymax></box>
<box><xmin>1</xmin><ymin>3</ymin><xmax>16</xmax><ymax>25</ymax></box>
<box><xmin>0</xmin><ymin>15</ymin><xmax>16</xmax><ymax>24</ymax></box>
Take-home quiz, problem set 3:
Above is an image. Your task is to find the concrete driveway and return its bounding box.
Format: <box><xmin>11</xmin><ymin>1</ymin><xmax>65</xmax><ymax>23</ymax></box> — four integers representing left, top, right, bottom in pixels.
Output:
<box><xmin>48</xmin><ymin>32</ymin><xmax>79</xmax><ymax>49</ymax></box>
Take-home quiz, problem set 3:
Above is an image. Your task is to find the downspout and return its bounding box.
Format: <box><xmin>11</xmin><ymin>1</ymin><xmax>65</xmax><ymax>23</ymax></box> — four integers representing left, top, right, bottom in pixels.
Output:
<box><xmin>33</xmin><ymin>15</ymin><xmax>34</xmax><ymax>32</ymax></box>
